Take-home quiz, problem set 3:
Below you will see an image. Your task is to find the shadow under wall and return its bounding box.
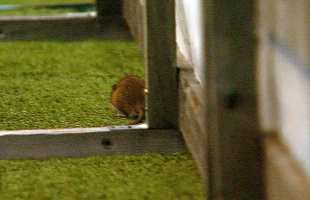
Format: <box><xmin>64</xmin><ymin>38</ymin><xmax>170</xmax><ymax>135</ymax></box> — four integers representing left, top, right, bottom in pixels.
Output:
<box><xmin>0</xmin><ymin>15</ymin><xmax>132</xmax><ymax>41</ymax></box>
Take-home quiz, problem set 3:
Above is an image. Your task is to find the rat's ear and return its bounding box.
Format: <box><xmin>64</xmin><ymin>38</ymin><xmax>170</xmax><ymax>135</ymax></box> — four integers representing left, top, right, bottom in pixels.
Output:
<box><xmin>112</xmin><ymin>84</ymin><xmax>117</xmax><ymax>91</ymax></box>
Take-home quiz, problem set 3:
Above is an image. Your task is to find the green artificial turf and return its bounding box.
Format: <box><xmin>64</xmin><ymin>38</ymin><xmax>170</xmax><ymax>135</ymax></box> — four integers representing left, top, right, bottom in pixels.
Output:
<box><xmin>0</xmin><ymin>40</ymin><xmax>204</xmax><ymax>199</ymax></box>
<box><xmin>0</xmin><ymin>153</ymin><xmax>204</xmax><ymax>200</ymax></box>
<box><xmin>0</xmin><ymin>8</ymin><xmax>90</xmax><ymax>16</ymax></box>
<box><xmin>0</xmin><ymin>0</ymin><xmax>95</xmax><ymax>16</ymax></box>
<box><xmin>0</xmin><ymin>0</ymin><xmax>94</xmax><ymax>6</ymax></box>
<box><xmin>0</xmin><ymin>40</ymin><xmax>144</xmax><ymax>130</ymax></box>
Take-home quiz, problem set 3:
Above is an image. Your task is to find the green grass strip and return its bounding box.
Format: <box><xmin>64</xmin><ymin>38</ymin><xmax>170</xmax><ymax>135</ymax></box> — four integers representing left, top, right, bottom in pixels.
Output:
<box><xmin>0</xmin><ymin>1</ymin><xmax>95</xmax><ymax>16</ymax></box>
<box><xmin>0</xmin><ymin>0</ymin><xmax>94</xmax><ymax>6</ymax></box>
<box><xmin>0</xmin><ymin>40</ymin><xmax>145</xmax><ymax>130</ymax></box>
<box><xmin>0</xmin><ymin>38</ymin><xmax>204</xmax><ymax>200</ymax></box>
<box><xmin>0</xmin><ymin>152</ymin><xmax>204</xmax><ymax>200</ymax></box>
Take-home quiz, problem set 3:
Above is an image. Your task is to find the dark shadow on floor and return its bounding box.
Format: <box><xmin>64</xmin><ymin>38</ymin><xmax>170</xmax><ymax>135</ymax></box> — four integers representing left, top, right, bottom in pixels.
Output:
<box><xmin>0</xmin><ymin>15</ymin><xmax>133</xmax><ymax>41</ymax></box>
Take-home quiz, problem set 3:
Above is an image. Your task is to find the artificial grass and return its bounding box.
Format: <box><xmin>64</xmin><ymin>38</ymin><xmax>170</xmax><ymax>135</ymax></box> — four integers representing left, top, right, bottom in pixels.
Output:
<box><xmin>0</xmin><ymin>40</ymin><xmax>144</xmax><ymax>130</ymax></box>
<box><xmin>0</xmin><ymin>8</ymin><xmax>92</xmax><ymax>16</ymax></box>
<box><xmin>0</xmin><ymin>40</ymin><xmax>204</xmax><ymax>199</ymax></box>
<box><xmin>0</xmin><ymin>152</ymin><xmax>204</xmax><ymax>200</ymax></box>
<box><xmin>0</xmin><ymin>0</ymin><xmax>94</xmax><ymax>6</ymax></box>
<box><xmin>0</xmin><ymin>0</ymin><xmax>95</xmax><ymax>16</ymax></box>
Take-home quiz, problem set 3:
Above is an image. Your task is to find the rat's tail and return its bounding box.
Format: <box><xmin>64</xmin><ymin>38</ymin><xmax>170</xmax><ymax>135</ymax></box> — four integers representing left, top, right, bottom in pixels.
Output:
<box><xmin>130</xmin><ymin>108</ymin><xmax>145</xmax><ymax>125</ymax></box>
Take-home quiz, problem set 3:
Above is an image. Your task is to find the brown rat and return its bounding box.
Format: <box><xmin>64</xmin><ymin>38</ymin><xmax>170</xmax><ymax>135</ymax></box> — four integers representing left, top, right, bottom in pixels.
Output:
<box><xmin>111</xmin><ymin>75</ymin><xmax>145</xmax><ymax>125</ymax></box>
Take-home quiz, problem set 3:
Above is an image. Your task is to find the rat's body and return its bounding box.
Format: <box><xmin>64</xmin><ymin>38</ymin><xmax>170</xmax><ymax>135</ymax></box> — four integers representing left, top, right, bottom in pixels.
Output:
<box><xmin>111</xmin><ymin>75</ymin><xmax>145</xmax><ymax>124</ymax></box>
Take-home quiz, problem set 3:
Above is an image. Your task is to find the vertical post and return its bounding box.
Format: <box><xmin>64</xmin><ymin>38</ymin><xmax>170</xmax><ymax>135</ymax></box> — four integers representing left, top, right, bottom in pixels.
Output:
<box><xmin>203</xmin><ymin>0</ymin><xmax>264</xmax><ymax>199</ymax></box>
<box><xmin>96</xmin><ymin>0</ymin><xmax>121</xmax><ymax>16</ymax></box>
<box><xmin>96</xmin><ymin>0</ymin><xmax>121</xmax><ymax>25</ymax></box>
<box><xmin>145</xmin><ymin>0</ymin><xmax>178</xmax><ymax>129</ymax></box>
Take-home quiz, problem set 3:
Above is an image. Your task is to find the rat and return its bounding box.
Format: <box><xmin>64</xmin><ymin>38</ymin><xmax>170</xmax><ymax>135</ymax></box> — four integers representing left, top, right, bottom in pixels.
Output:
<box><xmin>111</xmin><ymin>75</ymin><xmax>146</xmax><ymax>125</ymax></box>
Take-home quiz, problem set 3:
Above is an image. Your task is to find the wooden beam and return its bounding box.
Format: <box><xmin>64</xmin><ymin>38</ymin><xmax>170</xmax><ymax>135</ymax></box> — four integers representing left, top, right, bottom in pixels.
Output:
<box><xmin>0</xmin><ymin>14</ymin><xmax>96</xmax><ymax>21</ymax></box>
<box><xmin>179</xmin><ymin>70</ymin><xmax>207</xmax><ymax>179</ymax></box>
<box><xmin>202</xmin><ymin>1</ymin><xmax>264</xmax><ymax>199</ymax></box>
<box><xmin>122</xmin><ymin>0</ymin><xmax>145</xmax><ymax>50</ymax></box>
<box><xmin>264</xmin><ymin>134</ymin><xmax>310</xmax><ymax>200</ymax></box>
<box><xmin>145</xmin><ymin>0</ymin><xmax>178</xmax><ymax>129</ymax></box>
<box><xmin>0</xmin><ymin>127</ymin><xmax>186</xmax><ymax>160</ymax></box>
<box><xmin>96</xmin><ymin>0</ymin><xmax>122</xmax><ymax>16</ymax></box>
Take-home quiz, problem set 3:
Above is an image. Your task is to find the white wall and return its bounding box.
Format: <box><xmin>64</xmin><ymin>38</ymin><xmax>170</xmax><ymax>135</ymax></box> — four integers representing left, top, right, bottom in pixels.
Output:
<box><xmin>258</xmin><ymin>0</ymin><xmax>310</xmax><ymax>178</ymax></box>
<box><xmin>176</xmin><ymin>0</ymin><xmax>204</xmax><ymax>84</ymax></box>
<box><xmin>177</xmin><ymin>0</ymin><xmax>310</xmax><ymax>179</ymax></box>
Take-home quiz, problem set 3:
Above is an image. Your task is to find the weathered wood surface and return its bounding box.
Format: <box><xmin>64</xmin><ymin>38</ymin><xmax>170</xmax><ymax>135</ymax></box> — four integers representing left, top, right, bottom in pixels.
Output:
<box><xmin>179</xmin><ymin>70</ymin><xmax>206</xmax><ymax>179</ymax></box>
<box><xmin>145</xmin><ymin>0</ymin><xmax>178</xmax><ymax>129</ymax></box>
<box><xmin>0</xmin><ymin>13</ymin><xmax>96</xmax><ymax>21</ymax></box>
<box><xmin>0</xmin><ymin>127</ymin><xmax>186</xmax><ymax>160</ymax></box>
<box><xmin>264</xmin><ymin>134</ymin><xmax>310</xmax><ymax>200</ymax></box>
<box><xmin>123</xmin><ymin>0</ymin><xmax>192</xmax><ymax>69</ymax></box>
<box><xmin>257</xmin><ymin>0</ymin><xmax>310</xmax><ymax>186</ymax></box>
<box><xmin>123</xmin><ymin>0</ymin><xmax>179</xmax><ymax>129</ymax></box>
<box><xmin>202</xmin><ymin>0</ymin><xmax>264</xmax><ymax>199</ymax></box>
<box><xmin>96</xmin><ymin>0</ymin><xmax>121</xmax><ymax>16</ymax></box>
<box><xmin>96</xmin><ymin>0</ymin><xmax>122</xmax><ymax>29</ymax></box>
<box><xmin>122</xmin><ymin>0</ymin><xmax>144</xmax><ymax>50</ymax></box>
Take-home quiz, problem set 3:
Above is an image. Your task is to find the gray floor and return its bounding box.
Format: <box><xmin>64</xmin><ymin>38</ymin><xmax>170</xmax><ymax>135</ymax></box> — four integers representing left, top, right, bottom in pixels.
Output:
<box><xmin>0</xmin><ymin>15</ymin><xmax>133</xmax><ymax>41</ymax></box>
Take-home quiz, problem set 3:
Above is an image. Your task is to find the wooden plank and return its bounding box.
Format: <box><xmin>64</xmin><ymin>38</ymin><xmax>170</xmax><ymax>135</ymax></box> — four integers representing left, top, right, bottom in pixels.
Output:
<box><xmin>95</xmin><ymin>0</ymin><xmax>122</xmax><ymax>35</ymax></box>
<box><xmin>0</xmin><ymin>127</ymin><xmax>186</xmax><ymax>160</ymax></box>
<box><xmin>202</xmin><ymin>0</ymin><xmax>264</xmax><ymax>199</ymax></box>
<box><xmin>179</xmin><ymin>70</ymin><xmax>207</xmax><ymax>178</ymax></box>
<box><xmin>256</xmin><ymin>0</ymin><xmax>279</xmax><ymax>132</ymax></box>
<box><xmin>257</xmin><ymin>0</ymin><xmax>310</xmax><ymax>193</ymax></box>
<box><xmin>177</xmin><ymin>49</ymin><xmax>191</xmax><ymax>69</ymax></box>
<box><xmin>122</xmin><ymin>0</ymin><xmax>138</xmax><ymax>41</ymax></box>
<box><xmin>145</xmin><ymin>0</ymin><xmax>178</xmax><ymax>129</ymax></box>
<box><xmin>0</xmin><ymin>14</ymin><xmax>97</xmax><ymax>21</ymax></box>
<box><xmin>122</xmin><ymin>0</ymin><xmax>145</xmax><ymax>52</ymax></box>
<box><xmin>264</xmin><ymin>134</ymin><xmax>310</xmax><ymax>200</ymax></box>
<box><xmin>96</xmin><ymin>0</ymin><xmax>121</xmax><ymax>16</ymax></box>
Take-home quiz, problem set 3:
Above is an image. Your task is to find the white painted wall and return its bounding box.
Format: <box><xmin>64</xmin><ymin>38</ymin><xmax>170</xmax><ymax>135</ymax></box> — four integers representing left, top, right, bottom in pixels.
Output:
<box><xmin>176</xmin><ymin>0</ymin><xmax>204</xmax><ymax>83</ymax></box>
<box><xmin>177</xmin><ymin>0</ymin><xmax>310</xmax><ymax>179</ymax></box>
<box><xmin>258</xmin><ymin>0</ymin><xmax>310</xmax><ymax>178</ymax></box>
